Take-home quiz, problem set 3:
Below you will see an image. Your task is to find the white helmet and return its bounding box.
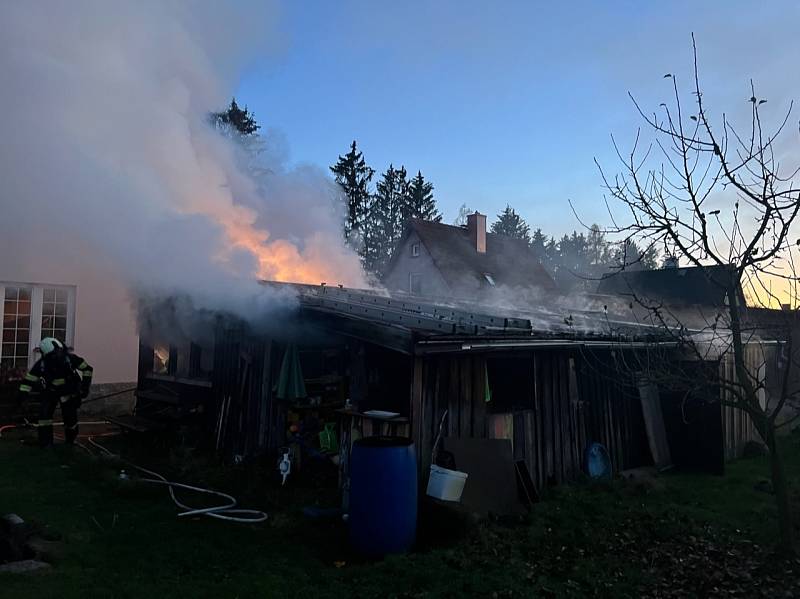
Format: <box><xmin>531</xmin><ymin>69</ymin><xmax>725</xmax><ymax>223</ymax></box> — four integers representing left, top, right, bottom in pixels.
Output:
<box><xmin>39</xmin><ymin>337</ymin><xmax>64</xmax><ymax>356</ymax></box>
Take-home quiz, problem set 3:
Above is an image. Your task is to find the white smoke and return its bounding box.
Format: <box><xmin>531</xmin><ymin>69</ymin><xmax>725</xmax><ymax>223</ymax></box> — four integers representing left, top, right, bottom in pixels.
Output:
<box><xmin>0</xmin><ymin>2</ymin><xmax>365</xmax><ymax>379</ymax></box>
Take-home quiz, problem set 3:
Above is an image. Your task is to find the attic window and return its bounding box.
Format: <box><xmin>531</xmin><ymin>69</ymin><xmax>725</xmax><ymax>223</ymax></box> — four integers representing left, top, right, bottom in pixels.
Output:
<box><xmin>483</xmin><ymin>273</ymin><xmax>496</xmax><ymax>287</ymax></box>
<box><xmin>411</xmin><ymin>243</ymin><xmax>420</xmax><ymax>257</ymax></box>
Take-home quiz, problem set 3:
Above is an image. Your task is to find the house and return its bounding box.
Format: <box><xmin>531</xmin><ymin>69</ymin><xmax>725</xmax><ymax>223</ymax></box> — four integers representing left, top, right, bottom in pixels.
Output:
<box><xmin>0</xmin><ymin>276</ymin><xmax>138</xmax><ymax>386</ymax></box>
<box><xmin>0</xmin><ymin>279</ymin><xmax>139</xmax><ymax>421</ymax></box>
<box><xmin>131</xmin><ymin>282</ymin><xmax>762</xmax><ymax>501</ymax></box>
<box><xmin>595</xmin><ymin>263</ymin><xmax>744</xmax><ymax>310</ymax></box>
<box><xmin>0</xmin><ymin>282</ymin><xmax>77</xmax><ymax>377</ymax></box>
<box><xmin>382</xmin><ymin>213</ymin><xmax>556</xmax><ymax>299</ymax></box>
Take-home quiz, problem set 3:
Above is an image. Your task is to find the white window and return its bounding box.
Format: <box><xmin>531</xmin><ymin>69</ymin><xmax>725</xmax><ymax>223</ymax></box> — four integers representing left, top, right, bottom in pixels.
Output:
<box><xmin>411</xmin><ymin>243</ymin><xmax>420</xmax><ymax>257</ymax></box>
<box><xmin>40</xmin><ymin>287</ymin><xmax>69</xmax><ymax>342</ymax></box>
<box><xmin>409</xmin><ymin>273</ymin><xmax>422</xmax><ymax>294</ymax></box>
<box><xmin>1</xmin><ymin>286</ymin><xmax>32</xmax><ymax>370</ymax></box>
<box><xmin>0</xmin><ymin>282</ymin><xmax>76</xmax><ymax>372</ymax></box>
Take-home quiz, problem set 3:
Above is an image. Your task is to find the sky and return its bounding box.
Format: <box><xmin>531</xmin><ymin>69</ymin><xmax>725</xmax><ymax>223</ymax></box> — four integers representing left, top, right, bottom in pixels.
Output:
<box><xmin>237</xmin><ymin>0</ymin><xmax>800</xmax><ymax>236</ymax></box>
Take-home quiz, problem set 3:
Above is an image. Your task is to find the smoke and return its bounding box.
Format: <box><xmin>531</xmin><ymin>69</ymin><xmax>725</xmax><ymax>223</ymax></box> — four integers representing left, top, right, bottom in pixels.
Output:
<box><xmin>0</xmin><ymin>2</ymin><xmax>365</xmax><ymax>378</ymax></box>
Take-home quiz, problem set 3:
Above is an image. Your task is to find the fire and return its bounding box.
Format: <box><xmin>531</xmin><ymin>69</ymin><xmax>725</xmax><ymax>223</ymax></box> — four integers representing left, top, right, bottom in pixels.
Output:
<box><xmin>212</xmin><ymin>203</ymin><xmax>365</xmax><ymax>288</ymax></box>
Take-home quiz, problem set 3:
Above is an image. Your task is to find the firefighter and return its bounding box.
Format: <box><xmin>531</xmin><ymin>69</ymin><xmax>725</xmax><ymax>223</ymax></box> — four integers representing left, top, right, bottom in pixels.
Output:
<box><xmin>18</xmin><ymin>337</ymin><xmax>93</xmax><ymax>447</ymax></box>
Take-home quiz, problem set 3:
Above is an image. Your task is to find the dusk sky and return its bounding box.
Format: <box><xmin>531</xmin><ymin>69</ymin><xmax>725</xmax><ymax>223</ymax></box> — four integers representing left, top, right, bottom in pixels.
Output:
<box><xmin>237</xmin><ymin>1</ymin><xmax>800</xmax><ymax>236</ymax></box>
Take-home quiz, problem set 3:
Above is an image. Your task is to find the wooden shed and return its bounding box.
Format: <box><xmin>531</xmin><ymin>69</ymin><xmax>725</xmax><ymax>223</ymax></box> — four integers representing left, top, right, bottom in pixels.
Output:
<box><xmin>131</xmin><ymin>284</ymin><xmax>762</xmax><ymax>493</ymax></box>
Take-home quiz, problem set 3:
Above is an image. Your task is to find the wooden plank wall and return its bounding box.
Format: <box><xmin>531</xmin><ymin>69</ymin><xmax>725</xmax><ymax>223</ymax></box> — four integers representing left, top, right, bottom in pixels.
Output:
<box><xmin>415</xmin><ymin>349</ymin><xmax>646</xmax><ymax>491</ymax></box>
<box><xmin>719</xmin><ymin>347</ymin><xmax>760</xmax><ymax>460</ymax></box>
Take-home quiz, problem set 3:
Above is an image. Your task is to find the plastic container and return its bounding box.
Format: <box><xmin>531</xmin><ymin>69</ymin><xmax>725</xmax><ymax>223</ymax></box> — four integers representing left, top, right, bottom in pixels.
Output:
<box><xmin>585</xmin><ymin>442</ymin><xmax>612</xmax><ymax>479</ymax></box>
<box><xmin>348</xmin><ymin>436</ymin><xmax>417</xmax><ymax>556</ymax></box>
<box><xmin>426</xmin><ymin>464</ymin><xmax>468</xmax><ymax>501</ymax></box>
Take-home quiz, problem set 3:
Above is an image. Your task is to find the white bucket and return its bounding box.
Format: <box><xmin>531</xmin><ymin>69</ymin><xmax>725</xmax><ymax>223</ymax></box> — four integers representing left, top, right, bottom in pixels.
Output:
<box><xmin>426</xmin><ymin>465</ymin><xmax>468</xmax><ymax>502</ymax></box>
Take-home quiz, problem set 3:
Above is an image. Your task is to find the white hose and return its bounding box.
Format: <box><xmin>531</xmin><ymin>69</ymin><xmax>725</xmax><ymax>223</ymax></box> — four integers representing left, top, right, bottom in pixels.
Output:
<box><xmin>86</xmin><ymin>438</ymin><xmax>268</xmax><ymax>524</ymax></box>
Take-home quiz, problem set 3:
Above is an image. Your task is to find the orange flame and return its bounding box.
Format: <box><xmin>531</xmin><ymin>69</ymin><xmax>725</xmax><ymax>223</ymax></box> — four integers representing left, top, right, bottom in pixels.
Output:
<box><xmin>212</xmin><ymin>203</ymin><xmax>364</xmax><ymax>288</ymax></box>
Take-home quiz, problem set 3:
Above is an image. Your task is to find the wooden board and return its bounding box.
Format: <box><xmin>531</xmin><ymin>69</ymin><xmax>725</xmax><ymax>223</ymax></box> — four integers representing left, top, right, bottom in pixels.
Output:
<box><xmin>442</xmin><ymin>437</ymin><xmax>525</xmax><ymax>516</ymax></box>
<box><xmin>637</xmin><ymin>381</ymin><xmax>672</xmax><ymax>469</ymax></box>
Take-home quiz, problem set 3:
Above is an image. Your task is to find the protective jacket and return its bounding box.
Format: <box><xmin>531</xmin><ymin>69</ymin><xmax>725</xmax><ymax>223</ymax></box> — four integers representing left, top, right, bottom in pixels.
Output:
<box><xmin>19</xmin><ymin>350</ymin><xmax>93</xmax><ymax>446</ymax></box>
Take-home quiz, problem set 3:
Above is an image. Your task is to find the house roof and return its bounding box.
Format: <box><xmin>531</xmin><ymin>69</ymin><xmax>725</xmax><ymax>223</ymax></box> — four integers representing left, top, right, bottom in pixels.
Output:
<box><xmin>388</xmin><ymin>219</ymin><xmax>556</xmax><ymax>292</ymax></box>
<box><xmin>595</xmin><ymin>264</ymin><xmax>738</xmax><ymax>307</ymax></box>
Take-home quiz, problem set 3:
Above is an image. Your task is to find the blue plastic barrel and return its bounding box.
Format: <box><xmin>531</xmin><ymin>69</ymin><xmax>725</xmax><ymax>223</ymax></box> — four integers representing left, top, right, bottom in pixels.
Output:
<box><xmin>585</xmin><ymin>442</ymin><xmax>612</xmax><ymax>479</ymax></box>
<box><xmin>349</xmin><ymin>436</ymin><xmax>418</xmax><ymax>556</ymax></box>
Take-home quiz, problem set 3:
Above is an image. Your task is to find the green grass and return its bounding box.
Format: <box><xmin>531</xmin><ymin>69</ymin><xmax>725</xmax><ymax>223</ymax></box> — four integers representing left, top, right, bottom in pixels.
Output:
<box><xmin>1</xmin><ymin>430</ymin><xmax>799</xmax><ymax>598</ymax></box>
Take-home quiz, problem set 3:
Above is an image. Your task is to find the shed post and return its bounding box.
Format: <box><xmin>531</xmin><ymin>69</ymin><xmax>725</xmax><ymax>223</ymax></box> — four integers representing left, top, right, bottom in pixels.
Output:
<box><xmin>411</xmin><ymin>356</ymin><xmax>425</xmax><ymax>472</ymax></box>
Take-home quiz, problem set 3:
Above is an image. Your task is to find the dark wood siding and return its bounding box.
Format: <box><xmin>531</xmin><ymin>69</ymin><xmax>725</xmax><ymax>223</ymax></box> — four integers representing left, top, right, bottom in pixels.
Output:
<box><xmin>415</xmin><ymin>349</ymin><xmax>650</xmax><ymax>491</ymax></box>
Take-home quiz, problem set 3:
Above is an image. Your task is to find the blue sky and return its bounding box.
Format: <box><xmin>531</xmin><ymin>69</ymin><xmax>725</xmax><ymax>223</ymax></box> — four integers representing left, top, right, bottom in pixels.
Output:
<box><xmin>237</xmin><ymin>1</ymin><xmax>800</xmax><ymax>236</ymax></box>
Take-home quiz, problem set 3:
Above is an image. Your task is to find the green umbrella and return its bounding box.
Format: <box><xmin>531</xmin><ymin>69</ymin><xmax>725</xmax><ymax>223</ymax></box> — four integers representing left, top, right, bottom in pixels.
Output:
<box><xmin>276</xmin><ymin>343</ymin><xmax>306</xmax><ymax>401</ymax></box>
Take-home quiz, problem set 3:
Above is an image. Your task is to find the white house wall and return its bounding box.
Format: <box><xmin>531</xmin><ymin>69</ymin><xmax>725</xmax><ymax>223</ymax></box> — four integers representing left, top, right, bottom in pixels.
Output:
<box><xmin>382</xmin><ymin>230</ymin><xmax>451</xmax><ymax>297</ymax></box>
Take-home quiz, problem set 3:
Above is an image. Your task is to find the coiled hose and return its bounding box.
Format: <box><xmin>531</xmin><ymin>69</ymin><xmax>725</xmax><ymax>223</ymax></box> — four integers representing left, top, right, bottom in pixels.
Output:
<box><xmin>86</xmin><ymin>438</ymin><xmax>268</xmax><ymax>524</ymax></box>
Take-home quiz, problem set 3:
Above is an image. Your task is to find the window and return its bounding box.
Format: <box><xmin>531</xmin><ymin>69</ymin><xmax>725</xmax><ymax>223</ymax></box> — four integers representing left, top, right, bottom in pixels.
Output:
<box><xmin>152</xmin><ymin>343</ymin><xmax>176</xmax><ymax>375</ymax></box>
<box><xmin>1</xmin><ymin>287</ymin><xmax>32</xmax><ymax>368</ymax></box>
<box><xmin>411</xmin><ymin>243</ymin><xmax>420</xmax><ymax>257</ymax></box>
<box><xmin>0</xmin><ymin>282</ymin><xmax>76</xmax><ymax>371</ymax></box>
<box><xmin>40</xmin><ymin>287</ymin><xmax>69</xmax><ymax>343</ymax></box>
<box><xmin>409</xmin><ymin>273</ymin><xmax>422</xmax><ymax>294</ymax></box>
<box><xmin>150</xmin><ymin>340</ymin><xmax>212</xmax><ymax>380</ymax></box>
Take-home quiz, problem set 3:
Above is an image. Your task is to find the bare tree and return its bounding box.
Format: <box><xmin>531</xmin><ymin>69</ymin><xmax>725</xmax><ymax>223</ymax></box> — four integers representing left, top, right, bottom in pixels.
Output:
<box><xmin>598</xmin><ymin>35</ymin><xmax>800</xmax><ymax>553</ymax></box>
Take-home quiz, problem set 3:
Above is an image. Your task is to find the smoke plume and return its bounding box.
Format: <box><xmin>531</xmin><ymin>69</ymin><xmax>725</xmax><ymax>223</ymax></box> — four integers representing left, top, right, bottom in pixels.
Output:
<box><xmin>0</xmin><ymin>2</ymin><xmax>365</xmax><ymax>379</ymax></box>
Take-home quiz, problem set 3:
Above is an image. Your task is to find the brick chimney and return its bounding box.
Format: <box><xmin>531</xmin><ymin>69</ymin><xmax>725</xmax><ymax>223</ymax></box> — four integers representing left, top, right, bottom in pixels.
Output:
<box><xmin>467</xmin><ymin>212</ymin><xmax>486</xmax><ymax>254</ymax></box>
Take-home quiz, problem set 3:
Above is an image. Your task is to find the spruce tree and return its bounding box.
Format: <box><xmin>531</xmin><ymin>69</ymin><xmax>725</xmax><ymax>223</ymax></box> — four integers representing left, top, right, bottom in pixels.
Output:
<box><xmin>405</xmin><ymin>171</ymin><xmax>441</xmax><ymax>223</ymax></box>
<box><xmin>614</xmin><ymin>239</ymin><xmax>659</xmax><ymax>270</ymax></box>
<box><xmin>210</xmin><ymin>97</ymin><xmax>264</xmax><ymax>178</ymax></box>
<box><xmin>490</xmin><ymin>205</ymin><xmax>531</xmax><ymax>244</ymax></box>
<box><xmin>330</xmin><ymin>141</ymin><xmax>375</xmax><ymax>248</ymax></box>
<box><xmin>530</xmin><ymin>228</ymin><xmax>551</xmax><ymax>270</ymax></box>
<box><xmin>211</xmin><ymin>98</ymin><xmax>260</xmax><ymax>137</ymax></box>
<box><xmin>366</xmin><ymin>164</ymin><xmax>408</xmax><ymax>275</ymax></box>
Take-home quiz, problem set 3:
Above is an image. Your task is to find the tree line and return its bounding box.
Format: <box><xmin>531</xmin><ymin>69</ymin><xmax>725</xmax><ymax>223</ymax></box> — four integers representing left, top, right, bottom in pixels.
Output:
<box><xmin>210</xmin><ymin>100</ymin><xmax>657</xmax><ymax>287</ymax></box>
<box><xmin>462</xmin><ymin>204</ymin><xmax>659</xmax><ymax>290</ymax></box>
<box><xmin>330</xmin><ymin>141</ymin><xmax>440</xmax><ymax>276</ymax></box>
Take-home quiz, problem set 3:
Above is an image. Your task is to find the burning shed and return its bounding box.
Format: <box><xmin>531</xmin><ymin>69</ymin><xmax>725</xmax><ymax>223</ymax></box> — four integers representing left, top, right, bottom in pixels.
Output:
<box><xmin>130</xmin><ymin>283</ymin><xmax>762</xmax><ymax>501</ymax></box>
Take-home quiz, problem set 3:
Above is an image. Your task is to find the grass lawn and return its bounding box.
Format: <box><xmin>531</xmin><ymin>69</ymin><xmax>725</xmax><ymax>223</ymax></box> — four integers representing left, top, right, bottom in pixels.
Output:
<box><xmin>1</xmin><ymin>429</ymin><xmax>799</xmax><ymax>598</ymax></box>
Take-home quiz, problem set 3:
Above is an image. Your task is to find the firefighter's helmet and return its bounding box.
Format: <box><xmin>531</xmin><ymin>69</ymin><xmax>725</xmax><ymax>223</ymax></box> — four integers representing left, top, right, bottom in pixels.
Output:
<box><xmin>39</xmin><ymin>337</ymin><xmax>64</xmax><ymax>356</ymax></box>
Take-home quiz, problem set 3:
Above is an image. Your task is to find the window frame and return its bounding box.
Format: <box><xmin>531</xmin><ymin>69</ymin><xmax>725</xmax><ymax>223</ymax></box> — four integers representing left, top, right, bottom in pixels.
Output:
<box><xmin>0</xmin><ymin>282</ymin><xmax>76</xmax><ymax>370</ymax></box>
<box><xmin>411</xmin><ymin>243</ymin><xmax>420</xmax><ymax>257</ymax></box>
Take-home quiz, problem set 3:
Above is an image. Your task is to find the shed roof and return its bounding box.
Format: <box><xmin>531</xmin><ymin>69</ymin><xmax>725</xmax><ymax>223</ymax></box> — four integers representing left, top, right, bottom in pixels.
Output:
<box><xmin>294</xmin><ymin>283</ymin><xmax>676</xmax><ymax>354</ymax></box>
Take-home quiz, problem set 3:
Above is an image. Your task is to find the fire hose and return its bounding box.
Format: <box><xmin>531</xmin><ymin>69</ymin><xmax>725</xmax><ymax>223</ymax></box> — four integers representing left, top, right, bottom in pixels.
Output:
<box><xmin>85</xmin><ymin>438</ymin><xmax>268</xmax><ymax>524</ymax></box>
<box><xmin>0</xmin><ymin>421</ymin><xmax>268</xmax><ymax>524</ymax></box>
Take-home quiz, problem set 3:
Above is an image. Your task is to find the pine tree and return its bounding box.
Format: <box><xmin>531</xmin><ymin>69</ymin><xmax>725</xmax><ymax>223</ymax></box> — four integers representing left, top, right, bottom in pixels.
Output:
<box><xmin>211</xmin><ymin>98</ymin><xmax>260</xmax><ymax>137</ymax></box>
<box><xmin>530</xmin><ymin>228</ymin><xmax>549</xmax><ymax>254</ymax></box>
<box><xmin>490</xmin><ymin>205</ymin><xmax>531</xmax><ymax>244</ymax></box>
<box><xmin>330</xmin><ymin>141</ymin><xmax>375</xmax><ymax>248</ymax></box>
<box><xmin>210</xmin><ymin>98</ymin><xmax>265</xmax><ymax>178</ymax></box>
<box><xmin>614</xmin><ymin>239</ymin><xmax>659</xmax><ymax>270</ymax></box>
<box><xmin>530</xmin><ymin>228</ymin><xmax>551</xmax><ymax>270</ymax></box>
<box><xmin>405</xmin><ymin>171</ymin><xmax>441</xmax><ymax>223</ymax></box>
<box><xmin>551</xmin><ymin>231</ymin><xmax>590</xmax><ymax>290</ymax></box>
<box><xmin>587</xmin><ymin>224</ymin><xmax>610</xmax><ymax>266</ymax></box>
<box><xmin>365</xmin><ymin>164</ymin><xmax>408</xmax><ymax>275</ymax></box>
